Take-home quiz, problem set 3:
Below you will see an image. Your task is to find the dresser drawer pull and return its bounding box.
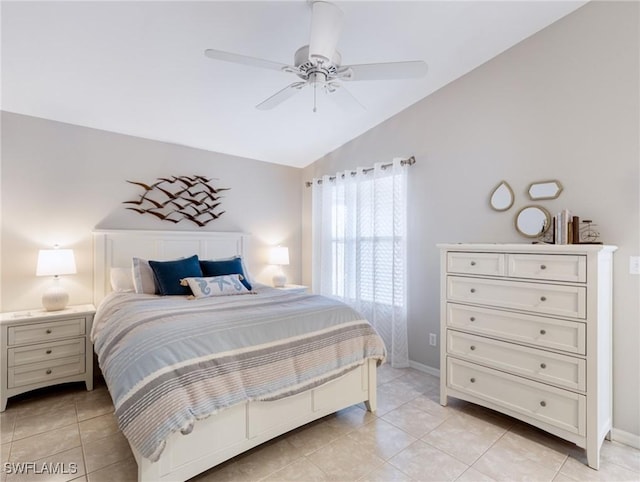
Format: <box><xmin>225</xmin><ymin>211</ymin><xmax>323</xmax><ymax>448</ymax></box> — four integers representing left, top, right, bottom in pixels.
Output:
<box><xmin>540</xmin><ymin>329</ymin><xmax>547</xmax><ymax>335</ymax></box>
<box><xmin>46</xmin><ymin>329</ymin><xmax>52</xmax><ymax>334</ymax></box>
<box><xmin>540</xmin><ymin>296</ymin><xmax>547</xmax><ymax>302</ymax></box>
<box><xmin>470</xmin><ymin>261</ymin><xmax>476</xmax><ymax>266</ymax></box>
<box><xmin>470</xmin><ymin>317</ymin><xmax>476</xmax><ymax>322</ymax></box>
<box><xmin>540</xmin><ymin>265</ymin><xmax>547</xmax><ymax>270</ymax></box>
<box><xmin>470</xmin><ymin>288</ymin><xmax>476</xmax><ymax>293</ymax></box>
<box><xmin>540</xmin><ymin>401</ymin><xmax>547</xmax><ymax>407</ymax></box>
<box><xmin>46</xmin><ymin>369</ymin><xmax>52</xmax><ymax>375</ymax></box>
<box><xmin>46</xmin><ymin>349</ymin><xmax>52</xmax><ymax>355</ymax></box>
<box><xmin>540</xmin><ymin>363</ymin><xmax>547</xmax><ymax>369</ymax></box>
<box><xmin>470</xmin><ymin>345</ymin><xmax>476</xmax><ymax>351</ymax></box>
<box><xmin>470</xmin><ymin>378</ymin><xmax>476</xmax><ymax>383</ymax></box>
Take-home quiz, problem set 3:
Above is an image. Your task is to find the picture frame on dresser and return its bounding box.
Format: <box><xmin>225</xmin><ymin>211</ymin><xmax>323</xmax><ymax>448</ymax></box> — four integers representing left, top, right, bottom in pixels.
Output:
<box><xmin>438</xmin><ymin>243</ymin><xmax>617</xmax><ymax>470</ymax></box>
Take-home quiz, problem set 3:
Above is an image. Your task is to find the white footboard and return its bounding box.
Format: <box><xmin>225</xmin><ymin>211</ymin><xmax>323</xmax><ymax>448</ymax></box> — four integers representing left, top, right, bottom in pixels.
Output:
<box><xmin>132</xmin><ymin>359</ymin><xmax>378</xmax><ymax>482</ymax></box>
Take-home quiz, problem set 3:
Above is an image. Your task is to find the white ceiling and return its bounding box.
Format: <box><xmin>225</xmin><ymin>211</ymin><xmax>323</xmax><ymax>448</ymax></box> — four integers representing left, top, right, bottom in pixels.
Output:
<box><xmin>1</xmin><ymin>1</ymin><xmax>587</xmax><ymax>168</ymax></box>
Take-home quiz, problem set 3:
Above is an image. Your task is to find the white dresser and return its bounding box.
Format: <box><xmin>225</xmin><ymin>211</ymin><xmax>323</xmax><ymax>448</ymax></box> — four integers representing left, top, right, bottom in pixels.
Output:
<box><xmin>438</xmin><ymin>244</ymin><xmax>616</xmax><ymax>469</ymax></box>
<box><xmin>1</xmin><ymin>304</ymin><xmax>95</xmax><ymax>411</ymax></box>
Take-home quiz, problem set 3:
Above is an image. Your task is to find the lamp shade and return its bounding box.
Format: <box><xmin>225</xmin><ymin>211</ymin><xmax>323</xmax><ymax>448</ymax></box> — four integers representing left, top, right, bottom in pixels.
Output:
<box><xmin>268</xmin><ymin>246</ymin><xmax>289</xmax><ymax>266</ymax></box>
<box><xmin>36</xmin><ymin>249</ymin><xmax>77</xmax><ymax>276</ymax></box>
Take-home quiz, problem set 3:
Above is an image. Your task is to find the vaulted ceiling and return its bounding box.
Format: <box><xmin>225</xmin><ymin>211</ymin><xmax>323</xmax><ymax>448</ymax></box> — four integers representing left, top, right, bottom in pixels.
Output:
<box><xmin>1</xmin><ymin>1</ymin><xmax>587</xmax><ymax>167</ymax></box>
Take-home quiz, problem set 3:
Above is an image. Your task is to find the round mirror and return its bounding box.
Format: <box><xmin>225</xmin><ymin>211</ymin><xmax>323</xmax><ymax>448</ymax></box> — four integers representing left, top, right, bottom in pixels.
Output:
<box><xmin>515</xmin><ymin>205</ymin><xmax>551</xmax><ymax>237</ymax></box>
<box><xmin>489</xmin><ymin>181</ymin><xmax>514</xmax><ymax>211</ymax></box>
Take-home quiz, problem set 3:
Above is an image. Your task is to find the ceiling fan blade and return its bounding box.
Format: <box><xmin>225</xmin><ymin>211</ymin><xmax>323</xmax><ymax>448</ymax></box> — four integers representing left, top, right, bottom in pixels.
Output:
<box><xmin>256</xmin><ymin>82</ymin><xmax>307</xmax><ymax>110</ymax></box>
<box><xmin>308</xmin><ymin>1</ymin><xmax>344</xmax><ymax>62</ymax></box>
<box><xmin>338</xmin><ymin>61</ymin><xmax>428</xmax><ymax>81</ymax></box>
<box><xmin>204</xmin><ymin>48</ymin><xmax>295</xmax><ymax>73</ymax></box>
<box><xmin>325</xmin><ymin>83</ymin><xmax>365</xmax><ymax>111</ymax></box>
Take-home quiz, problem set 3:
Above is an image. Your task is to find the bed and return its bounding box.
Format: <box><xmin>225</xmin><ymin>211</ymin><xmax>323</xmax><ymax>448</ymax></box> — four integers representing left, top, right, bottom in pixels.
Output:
<box><xmin>92</xmin><ymin>229</ymin><xmax>385</xmax><ymax>482</ymax></box>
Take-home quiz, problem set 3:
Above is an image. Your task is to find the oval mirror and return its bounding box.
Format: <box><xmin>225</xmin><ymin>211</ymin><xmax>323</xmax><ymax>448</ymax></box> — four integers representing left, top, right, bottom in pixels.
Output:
<box><xmin>489</xmin><ymin>181</ymin><xmax>514</xmax><ymax>211</ymax></box>
<box><xmin>527</xmin><ymin>180</ymin><xmax>563</xmax><ymax>200</ymax></box>
<box><xmin>515</xmin><ymin>205</ymin><xmax>551</xmax><ymax>237</ymax></box>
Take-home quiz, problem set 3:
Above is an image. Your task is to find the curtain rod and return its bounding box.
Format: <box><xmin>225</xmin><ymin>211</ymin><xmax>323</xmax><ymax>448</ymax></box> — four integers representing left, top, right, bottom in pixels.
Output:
<box><xmin>304</xmin><ymin>156</ymin><xmax>416</xmax><ymax>187</ymax></box>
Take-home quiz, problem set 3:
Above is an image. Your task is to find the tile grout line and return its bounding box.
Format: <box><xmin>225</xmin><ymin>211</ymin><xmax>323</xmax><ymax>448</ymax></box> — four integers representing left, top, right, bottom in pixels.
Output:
<box><xmin>74</xmin><ymin>398</ymin><xmax>91</xmax><ymax>481</ymax></box>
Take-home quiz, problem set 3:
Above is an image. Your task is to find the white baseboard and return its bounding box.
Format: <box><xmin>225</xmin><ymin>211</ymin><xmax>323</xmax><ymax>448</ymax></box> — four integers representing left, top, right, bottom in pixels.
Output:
<box><xmin>611</xmin><ymin>428</ymin><xmax>640</xmax><ymax>449</ymax></box>
<box><xmin>408</xmin><ymin>360</ymin><xmax>440</xmax><ymax>378</ymax></box>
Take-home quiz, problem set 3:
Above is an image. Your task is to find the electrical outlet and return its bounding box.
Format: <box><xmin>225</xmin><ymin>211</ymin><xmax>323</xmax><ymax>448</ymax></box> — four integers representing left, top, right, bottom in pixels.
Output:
<box><xmin>630</xmin><ymin>256</ymin><xmax>640</xmax><ymax>275</ymax></box>
<box><xmin>429</xmin><ymin>333</ymin><xmax>437</xmax><ymax>346</ymax></box>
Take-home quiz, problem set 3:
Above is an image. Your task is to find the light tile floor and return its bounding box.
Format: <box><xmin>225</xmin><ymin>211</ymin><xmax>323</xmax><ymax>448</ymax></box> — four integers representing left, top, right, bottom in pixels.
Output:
<box><xmin>1</xmin><ymin>365</ymin><xmax>639</xmax><ymax>481</ymax></box>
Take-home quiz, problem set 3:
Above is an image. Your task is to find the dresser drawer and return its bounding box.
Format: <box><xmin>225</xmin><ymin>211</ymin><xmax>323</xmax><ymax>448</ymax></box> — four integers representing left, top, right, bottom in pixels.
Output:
<box><xmin>447</xmin><ymin>358</ymin><xmax>585</xmax><ymax>435</ymax></box>
<box><xmin>7</xmin><ymin>318</ymin><xmax>85</xmax><ymax>346</ymax></box>
<box><xmin>447</xmin><ymin>252</ymin><xmax>505</xmax><ymax>276</ymax></box>
<box><xmin>8</xmin><ymin>355</ymin><xmax>85</xmax><ymax>388</ymax></box>
<box><xmin>446</xmin><ymin>304</ymin><xmax>585</xmax><ymax>354</ymax></box>
<box><xmin>447</xmin><ymin>276</ymin><xmax>586</xmax><ymax>319</ymax></box>
<box><xmin>447</xmin><ymin>331</ymin><xmax>585</xmax><ymax>391</ymax></box>
<box><xmin>507</xmin><ymin>254</ymin><xmax>586</xmax><ymax>283</ymax></box>
<box><xmin>8</xmin><ymin>338</ymin><xmax>85</xmax><ymax>367</ymax></box>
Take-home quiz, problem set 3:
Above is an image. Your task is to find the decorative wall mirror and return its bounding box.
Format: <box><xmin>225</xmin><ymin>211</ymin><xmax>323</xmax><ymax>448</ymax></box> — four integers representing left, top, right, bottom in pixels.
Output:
<box><xmin>527</xmin><ymin>180</ymin><xmax>563</xmax><ymax>200</ymax></box>
<box><xmin>489</xmin><ymin>181</ymin><xmax>514</xmax><ymax>211</ymax></box>
<box><xmin>515</xmin><ymin>205</ymin><xmax>551</xmax><ymax>237</ymax></box>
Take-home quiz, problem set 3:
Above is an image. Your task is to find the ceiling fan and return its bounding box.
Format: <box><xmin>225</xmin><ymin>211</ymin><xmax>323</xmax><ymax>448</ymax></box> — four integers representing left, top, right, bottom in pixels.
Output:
<box><xmin>204</xmin><ymin>1</ymin><xmax>428</xmax><ymax>112</ymax></box>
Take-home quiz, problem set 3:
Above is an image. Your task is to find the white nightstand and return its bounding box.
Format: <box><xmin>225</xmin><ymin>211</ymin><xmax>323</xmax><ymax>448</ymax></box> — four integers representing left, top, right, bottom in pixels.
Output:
<box><xmin>0</xmin><ymin>304</ymin><xmax>96</xmax><ymax>411</ymax></box>
<box><xmin>276</xmin><ymin>284</ymin><xmax>309</xmax><ymax>294</ymax></box>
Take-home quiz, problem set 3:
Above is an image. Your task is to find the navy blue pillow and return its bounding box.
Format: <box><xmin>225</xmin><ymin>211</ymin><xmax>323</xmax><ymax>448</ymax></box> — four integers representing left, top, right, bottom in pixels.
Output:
<box><xmin>149</xmin><ymin>255</ymin><xmax>203</xmax><ymax>296</ymax></box>
<box><xmin>200</xmin><ymin>257</ymin><xmax>252</xmax><ymax>290</ymax></box>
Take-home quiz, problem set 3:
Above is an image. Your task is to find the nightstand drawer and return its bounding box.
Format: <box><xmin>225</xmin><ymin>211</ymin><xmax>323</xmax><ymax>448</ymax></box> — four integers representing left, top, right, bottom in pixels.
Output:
<box><xmin>447</xmin><ymin>252</ymin><xmax>505</xmax><ymax>276</ymax></box>
<box><xmin>8</xmin><ymin>338</ymin><xmax>85</xmax><ymax>367</ymax></box>
<box><xmin>447</xmin><ymin>331</ymin><xmax>585</xmax><ymax>391</ymax></box>
<box><xmin>447</xmin><ymin>276</ymin><xmax>586</xmax><ymax>319</ymax></box>
<box><xmin>7</xmin><ymin>318</ymin><xmax>85</xmax><ymax>346</ymax></box>
<box><xmin>446</xmin><ymin>304</ymin><xmax>585</xmax><ymax>354</ymax></box>
<box><xmin>507</xmin><ymin>254</ymin><xmax>586</xmax><ymax>283</ymax></box>
<box><xmin>8</xmin><ymin>355</ymin><xmax>85</xmax><ymax>388</ymax></box>
<box><xmin>447</xmin><ymin>358</ymin><xmax>585</xmax><ymax>435</ymax></box>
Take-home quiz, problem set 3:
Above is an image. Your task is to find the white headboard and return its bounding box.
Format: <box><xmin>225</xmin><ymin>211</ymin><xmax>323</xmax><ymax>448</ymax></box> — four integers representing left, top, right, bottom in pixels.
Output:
<box><xmin>93</xmin><ymin>229</ymin><xmax>250</xmax><ymax>305</ymax></box>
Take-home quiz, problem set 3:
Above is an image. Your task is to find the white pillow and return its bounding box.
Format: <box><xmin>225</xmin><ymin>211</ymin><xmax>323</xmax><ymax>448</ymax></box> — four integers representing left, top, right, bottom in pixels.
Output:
<box><xmin>180</xmin><ymin>274</ymin><xmax>253</xmax><ymax>299</ymax></box>
<box><xmin>110</xmin><ymin>267</ymin><xmax>135</xmax><ymax>292</ymax></box>
<box><xmin>132</xmin><ymin>257</ymin><xmax>157</xmax><ymax>294</ymax></box>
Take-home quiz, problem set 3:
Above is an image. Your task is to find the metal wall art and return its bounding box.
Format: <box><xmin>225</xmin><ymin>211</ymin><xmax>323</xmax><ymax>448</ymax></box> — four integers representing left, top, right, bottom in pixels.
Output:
<box><xmin>123</xmin><ymin>175</ymin><xmax>229</xmax><ymax>226</ymax></box>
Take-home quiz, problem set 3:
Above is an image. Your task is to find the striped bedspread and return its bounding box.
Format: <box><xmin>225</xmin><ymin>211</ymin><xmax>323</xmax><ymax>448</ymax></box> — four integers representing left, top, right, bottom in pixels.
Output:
<box><xmin>91</xmin><ymin>286</ymin><xmax>386</xmax><ymax>461</ymax></box>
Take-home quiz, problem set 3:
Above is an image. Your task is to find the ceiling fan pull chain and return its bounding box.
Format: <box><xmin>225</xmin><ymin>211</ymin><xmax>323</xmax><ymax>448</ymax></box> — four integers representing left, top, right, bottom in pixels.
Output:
<box><xmin>313</xmin><ymin>81</ymin><xmax>317</xmax><ymax>113</ymax></box>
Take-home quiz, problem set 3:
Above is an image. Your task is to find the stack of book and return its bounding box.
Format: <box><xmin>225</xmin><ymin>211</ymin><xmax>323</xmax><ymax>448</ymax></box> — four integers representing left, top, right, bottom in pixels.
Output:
<box><xmin>553</xmin><ymin>209</ymin><xmax>581</xmax><ymax>244</ymax></box>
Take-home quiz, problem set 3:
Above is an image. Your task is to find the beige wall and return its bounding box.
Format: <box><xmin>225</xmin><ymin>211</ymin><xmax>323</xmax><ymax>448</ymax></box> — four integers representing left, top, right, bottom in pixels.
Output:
<box><xmin>1</xmin><ymin>112</ymin><xmax>303</xmax><ymax>312</ymax></box>
<box><xmin>303</xmin><ymin>1</ymin><xmax>639</xmax><ymax>440</ymax></box>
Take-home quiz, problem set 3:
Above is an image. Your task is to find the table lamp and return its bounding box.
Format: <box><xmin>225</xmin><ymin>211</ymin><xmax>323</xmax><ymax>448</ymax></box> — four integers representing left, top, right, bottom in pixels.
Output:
<box><xmin>36</xmin><ymin>247</ymin><xmax>77</xmax><ymax>311</ymax></box>
<box><xmin>268</xmin><ymin>246</ymin><xmax>289</xmax><ymax>288</ymax></box>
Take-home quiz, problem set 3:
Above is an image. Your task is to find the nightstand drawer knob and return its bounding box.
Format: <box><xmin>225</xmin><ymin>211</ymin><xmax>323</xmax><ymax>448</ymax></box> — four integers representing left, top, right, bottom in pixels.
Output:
<box><xmin>470</xmin><ymin>261</ymin><xmax>476</xmax><ymax>266</ymax></box>
<box><xmin>540</xmin><ymin>401</ymin><xmax>547</xmax><ymax>407</ymax></box>
<box><xmin>470</xmin><ymin>345</ymin><xmax>476</xmax><ymax>351</ymax></box>
<box><xmin>470</xmin><ymin>377</ymin><xmax>476</xmax><ymax>383</ymax></box>
<box><xmin>540</xmin><ymin>329</ymin><xmax>547</xmax><ymax>335</ymax></box>
<box><xmin>470</xmin><ymin>317</ymin><xmax>476</xmax><ymax>322</ymax></box>
<box><xmin>540</xmin><ymin>265</ymin><xmax>547</xmax><ymax>270</ymax></box>
<box><xmin>46</xmin><ymin>329</ymin><xmax>52</xmax><ymax>334</ymax></box>
<box><xmin>540</xmin><ymin>363</ymin><xmax>547</xmax><ymax>369</ymax></box>
<box><xmin>470</xmin><ymin>288</ymin><xmax>476</xmax><ymax>293</ymax></box>
<box><xmin>46</xmin><ymin>349</ymin><xmax>52</xmax><ymax>355</ymax></box>
<box><xmin>46</xmin><ymin>369</ymin><xmax>52</xmax><ymax>375</ymax></box>
<box><xmin>540</xmin><ymin>296</ymin><xmax>547</xmax><ymax>302</ymax></box>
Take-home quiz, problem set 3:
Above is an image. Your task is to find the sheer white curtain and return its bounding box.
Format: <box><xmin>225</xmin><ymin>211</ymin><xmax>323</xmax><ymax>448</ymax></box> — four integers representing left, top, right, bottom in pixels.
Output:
<box><xmin>312</xmin><ymin>159</ymin><xmax>409</xmax><ymax>367</ymax></box>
